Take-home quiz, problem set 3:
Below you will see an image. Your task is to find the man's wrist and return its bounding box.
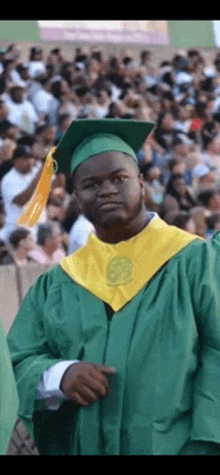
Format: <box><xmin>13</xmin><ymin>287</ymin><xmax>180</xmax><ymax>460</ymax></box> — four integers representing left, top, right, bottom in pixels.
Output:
<box><xmin>37</xmin><ymin>360</ymin><xmax>80</xmax><ymax>399</ymax></box>
<box><xmin>60</xmin><ymin>361</ymin><xmax>81</xmax><ymax>393</ymax></box>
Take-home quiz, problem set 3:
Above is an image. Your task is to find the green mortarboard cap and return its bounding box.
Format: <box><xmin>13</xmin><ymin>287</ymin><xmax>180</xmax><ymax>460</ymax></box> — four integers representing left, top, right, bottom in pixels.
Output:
<box><xmin>53</xmin><ymin>119</ymin><xmax>155</xmax><ymax>174</ymax></box>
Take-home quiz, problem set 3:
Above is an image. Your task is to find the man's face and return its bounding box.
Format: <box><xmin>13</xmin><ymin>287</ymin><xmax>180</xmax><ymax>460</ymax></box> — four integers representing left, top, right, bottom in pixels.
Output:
<box><xmin>46</xmin><ymin>204</ymin><xmax>63</xmax><ymax>221</ymax></box>
<box><xmin>46</xmin><ymin>226</ymin><xmax>63</xmax><ymax>252</ymax></box>
<box><xmin>14</xmin><ymin>156</ymin><xmax>35</xmax><ymax>174</ymax></box>
<box><xmin>19</xmin><ymin>233</ymin><xmax>35</xmax><ymax>252</ymax></box>
<box><xmin>73</xmin><ymin>151</ymin><xmax>145</xmax><ymax>229</ymax></box>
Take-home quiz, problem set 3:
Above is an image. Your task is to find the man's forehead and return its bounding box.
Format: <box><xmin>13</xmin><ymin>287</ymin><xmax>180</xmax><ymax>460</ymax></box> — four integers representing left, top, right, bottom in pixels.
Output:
<box><xmin>75</xmin><ymin>151</ymin><xmax>137</xmax><ymax>180</ymax></box>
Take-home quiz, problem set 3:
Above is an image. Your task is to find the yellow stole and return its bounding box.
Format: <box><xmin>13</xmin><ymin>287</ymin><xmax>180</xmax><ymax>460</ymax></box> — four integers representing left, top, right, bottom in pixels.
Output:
<box><xmin>60</xmin><ymin>216</ymin><xmax>203</xmax><ymax>312</ymax></box>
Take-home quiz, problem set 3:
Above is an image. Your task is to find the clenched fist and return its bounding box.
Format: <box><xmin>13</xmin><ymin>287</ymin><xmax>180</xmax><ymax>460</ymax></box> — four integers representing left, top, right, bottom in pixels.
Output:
<box><xmin>60</xmin><ymin>362</ymin><xmax>116</xmax><ymax>407</ymax></box>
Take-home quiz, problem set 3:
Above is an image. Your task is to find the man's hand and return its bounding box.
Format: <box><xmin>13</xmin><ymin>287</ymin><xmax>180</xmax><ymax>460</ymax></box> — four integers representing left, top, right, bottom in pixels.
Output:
<box><xmin>60</xmin><ymin>362</ymin><xmax>116</xmax><ymax>407</ymax></box>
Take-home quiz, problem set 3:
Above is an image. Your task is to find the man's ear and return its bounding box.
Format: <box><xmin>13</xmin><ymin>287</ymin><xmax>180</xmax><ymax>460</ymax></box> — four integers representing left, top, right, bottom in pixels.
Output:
<box><xmin>138</xmin><ymin>172</ymin><xmax>145</xmax><ymax>184</ymax></box>
<box><xmin>138</xmin><ymin>173</ymin><xmax>146</xmax><ymax>198</ymax></box>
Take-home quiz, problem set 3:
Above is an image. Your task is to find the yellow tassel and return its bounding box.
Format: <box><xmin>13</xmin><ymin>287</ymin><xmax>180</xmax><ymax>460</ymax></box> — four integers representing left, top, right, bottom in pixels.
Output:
<box><xmin>17</xmin><ymin>147</ymin><xmax>57</xmax><ymax>227</ymax></box>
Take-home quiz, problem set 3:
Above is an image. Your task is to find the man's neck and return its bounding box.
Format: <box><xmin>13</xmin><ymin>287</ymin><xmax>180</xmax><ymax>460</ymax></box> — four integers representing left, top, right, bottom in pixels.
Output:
<box><xmin>95</xmin><ymin>211</ymin><xmax>152</xmax><ymax>244</ymax></box>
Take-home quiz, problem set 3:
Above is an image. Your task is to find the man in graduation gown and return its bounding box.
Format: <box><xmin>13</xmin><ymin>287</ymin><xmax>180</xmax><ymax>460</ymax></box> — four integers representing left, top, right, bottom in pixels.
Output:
<box><xmin>6</xmin><ymin>119</ymin><xmax>220</xmax><ymax>455</ymax></box>
<box><xmin>0</xmin><ymin>318</ymin><xmax>18</xmax><ymax>454</ymax></box>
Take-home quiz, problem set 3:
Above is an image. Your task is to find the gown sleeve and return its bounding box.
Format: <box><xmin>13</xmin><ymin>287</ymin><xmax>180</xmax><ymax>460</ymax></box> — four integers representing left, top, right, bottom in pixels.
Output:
<box><xmin>182</xmin><ymin>235</ymin><xmax>220</xmax><ymax>453</ymax></box>
<box><xmin>6</xmin><ymin>269</ymin><xmax>65</xmax><ymax>439</ymax></box>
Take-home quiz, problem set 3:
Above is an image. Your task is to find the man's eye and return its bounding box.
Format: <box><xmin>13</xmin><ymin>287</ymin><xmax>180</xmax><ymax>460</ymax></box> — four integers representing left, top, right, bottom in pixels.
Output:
<box><xmin>84</xmin><ymin>182</ymin><xmax>98</xmax><ymax>189</ymax></box>
<box><xmin>112</xmin><ymin>176</ymin><xmax>126</xmax><ymax>182</ymax></box>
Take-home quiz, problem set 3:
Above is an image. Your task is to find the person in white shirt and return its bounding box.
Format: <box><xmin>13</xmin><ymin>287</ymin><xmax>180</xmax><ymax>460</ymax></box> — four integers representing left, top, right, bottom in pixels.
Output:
<box><xmin>0</xmin><ymin>145</ymin><xmax>45</xmax><ymax>242</ymax></box>
<box><xmin>4</xmin><ymin>83</ymin><xmax>39</xmax><ymax>134</ymax></box>
<box><xmin>68</xmin><ymin>214</ymin><xmax>95</xmax><ymax>254</ymax></box>
<box><xmin>29</xmin><ymin>72</ymin><xmax>54</xmax><ymax>122</ymax></box>
<box><xmin>26</xmin><ymin>47</ymin><xmax>46</xmax><ymax>79</ymax></box>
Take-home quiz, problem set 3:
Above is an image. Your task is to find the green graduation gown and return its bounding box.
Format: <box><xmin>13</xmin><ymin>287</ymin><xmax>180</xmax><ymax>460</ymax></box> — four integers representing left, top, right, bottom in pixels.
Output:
<box><xmin>0</xmin><ymin>318</ymin><xmax>18</xmax><ymax>455</ymax></box>
<box><xmin>6</xmin><ymin>234</ymin><xmax>220</xmax><ymax>455</ymax></box>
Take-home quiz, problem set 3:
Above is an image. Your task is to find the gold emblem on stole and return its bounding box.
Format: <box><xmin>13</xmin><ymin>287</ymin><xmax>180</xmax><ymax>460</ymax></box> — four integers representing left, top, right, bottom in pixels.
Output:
<box><xmin>106</xmin><ymin>256</ymin><xmax>134</xmax><ymax>286</ymax></box>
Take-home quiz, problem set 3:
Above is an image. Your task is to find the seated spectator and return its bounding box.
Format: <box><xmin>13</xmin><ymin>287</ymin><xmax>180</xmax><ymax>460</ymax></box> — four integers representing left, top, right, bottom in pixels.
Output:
<box><xmin>46</xmin><ymin>198</ymin><xmax>64</xmax><ymax>222</ymax></box>
<box><xmin>139</xmin><ymin>50</ymin><xmax>157</xmax><ymax>84</ymax></box>
<box><xmin>159</xmin><ymin>66</ymin><xmax>175</xmax><ymax>96</ymax></box>
<box><xmin>187</xmin><ymin>49</ymin><xmax>204</xmax><ymax>74</ymax></box>
<box><xmin>172</xmin><ymin>132</ymin><xmax>195</xmax><ymax>163</ymax></box>
<box><xmin>0</xmin><ymin>145</ymin><xmax>45</xmax><ymax>241</ymax></box>
<box><xmin>45</xmin><ymin>199</ymin><xmax>69</xmax><ymax>249</ymax></box>
<box><xmin>121</xmin><ymin>88</ymin><xmax>151</xmax><ymax>121</ymax></box>
<box><xmin>28</xmin><ymin>221</ymin><xmax>66</xmax><ymax>264</ymax></box>
<box><xmin>202</xmin><ymin>134</ymin><xmax>220</xmax><ymax>180</ymax></box>
<box><xmin>58</xmin><ymin>92</ymin><xmax>79</xmax><ymax>125</ymax></box>
<box><xmin>70</xmin><ymin>64</ymin><xmax>88</xmax><ymax>91</ymax></box>
<box><xmin>15</xmin><ymin>63</ymin><xmax>31</xmax><ymax>89</ymax></box>
<box><xmin>160</xmin><ymin>91</ymin><xmax>176</xmax><ymax>113</ymax></box>
<box><xmin>88</xmin><ymin>49</ymin><xmax>106</xmax><ymax>87</ymax></box>
<box><xmin>46</xmin><ymin>48</ymin><xmax>64</xmax><ymax>77</ymax></box>
<box><xmin>46</xmin><ymin>79</ymin><xmax>71</xmax><ymax>128</ymax></box>
<box><xmin>26</xmin><ymin>47</ymin><xmax>46</xmax><ymax>79</ymax></box>
<box><xmin>205</xmin><ymin>212</ymin><xmax>220</xmax><ymax>240</ymax></box>
<box><xmin>172</xmin><ymin>52</ymin><xmax>193</xmax><ymax>96</ymax></box>
<box><xmin>0</xmin><ymin>227</ymin><xmax>35</xmax><ymax>266</ymax></box>
<box><xmin>49</xmin><ymin>170</ymin><xmax>72</xmax><ymax>212</ymax></box>
<box><xmin>104</xmin><ymin>56</ymin><xmax>125</xmax><ymax>91</ymax></box>
<box><xmin>0</xmin><ymin>119</ymin><xmax>20</xmax><ymax>143</ymax></box>
<box><xmin>0</xmin><ymin>119</ymin><xmax>20</xmax><ymax>167</ymax></box>
<box><xmin>152</xmin><ymin>110</ymin><xmax>176</xmax><ymax>153</ymax></box>
<box><xmin>18</xmin><ymin>133</ymin><xmax>48</xmax><ymax>164</ymax></box>
<box><xmin>3</xmin><ymin>43</ymin><xmax>21</xmax><ymax>64</ymax></box>
<box><xmin>4</xmin><ymin>83</ymin><xmax>39</xmax><ymax>134</ymax></box>
<box><xmin>192</xmin><ymin>163</ymin><xmax>218</xmax><ymax>193</ymax></box>
<box><xmin>163</xmin><ymin>133</ymin><xmax>196</xmax><ymax>186</ymax></box>
<box><xmin>73</xmin><ymin>46</ymin><xmax>90</xmax><ymax>75</ymax></box>
<box><xmin>167</xmin><ymin>210</ymin><xmax>197</xmax><ymax>234</ymax></box>
<box><xmin>0</xmin><ymin>52</ymin><xmax>25</xmax><ymax>90</ymax></box>
<box><xmin>34</xmin><ymin>123</ymin><xmax>57</xmax><ymax>158</ymax></box>
<box><xmin>160</xmin><ymin>173</ymin><xmax>197</xmax><ymax>218</ymax></box>
<box><xmin>141</xmin><ymin>162</ymin><xmax>164</xmax><ymax>212</ymax></box>
<box><xmin>28</xmin><ymin>72</ymin><xmax>54</xmax><ymax>122</ymax></box>
<box><xmin>196</xmin><ymin>187</ymin><xmax>220</xmax><ymax>214</ymax></box>
<box><xmin>165</xmin><ymin>158</ymin><xmax>188</xmax><ymax>190</ymax></box>
<box><xmin>55</xmin><ymin>113</ymin><xmax>73</xmax><ymax>144</ymax></box>
<box><xmin>190</xmin><ymin>206</ymin><xmax>209</xmax><ymax>238</ymax></box>
<box><xmin>91</xmin><ymin>85</ymin><xmax>113</xmax><ymax>119</ymax></box>
<box><xmin>45</xmin><ymin>201</ymin><xmax>69</xmax><ymax>253</ymax></box>
<box><xmin>119</xmin><ymin>49</ymin><xmax>140</xmax><ymax>80</ymax></box>
<box><xmin>174</xmin><ymin>101</ymin><xmax>193</xmax><ymax>134</ymax></box>
<box><xmin>167</xmin><ymin>158</ymin><xmax>187</xmax><ymax>177</ymax></box>
<box><xmin>74</xmin><ymin>86</ymin><xmax>96</xmax><ymax>119</ymax></box>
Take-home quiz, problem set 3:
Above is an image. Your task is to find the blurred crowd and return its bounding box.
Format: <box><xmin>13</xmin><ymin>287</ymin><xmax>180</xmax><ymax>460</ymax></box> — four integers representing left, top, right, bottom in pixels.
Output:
<box><xmin>1</xmin><ymin>42</ymin><xmax>220</xmax><ymax>266</ymax></box>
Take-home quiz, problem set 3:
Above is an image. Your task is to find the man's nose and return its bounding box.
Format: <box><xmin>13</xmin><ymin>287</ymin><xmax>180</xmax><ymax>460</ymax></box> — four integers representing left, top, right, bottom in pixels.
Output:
<box><xmin>98</xmin><ymin>180</ymin><xmax>119</xmax><ymax>195</ymax></box>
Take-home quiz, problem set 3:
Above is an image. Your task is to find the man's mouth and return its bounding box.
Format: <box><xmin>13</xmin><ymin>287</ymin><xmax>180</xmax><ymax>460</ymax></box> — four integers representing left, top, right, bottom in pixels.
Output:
<box><xmin>99</xmin><ymin>202</ymin><xmax>123</xmax><ymax>210</ymax></box>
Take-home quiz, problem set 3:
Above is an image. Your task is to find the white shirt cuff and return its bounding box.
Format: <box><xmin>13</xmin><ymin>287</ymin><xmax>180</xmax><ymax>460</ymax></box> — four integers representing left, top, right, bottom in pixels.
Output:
<box><xmin>37</xmin><ymin>360</ymin><xmax>79</xmax><ymax>409</ymax></box>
